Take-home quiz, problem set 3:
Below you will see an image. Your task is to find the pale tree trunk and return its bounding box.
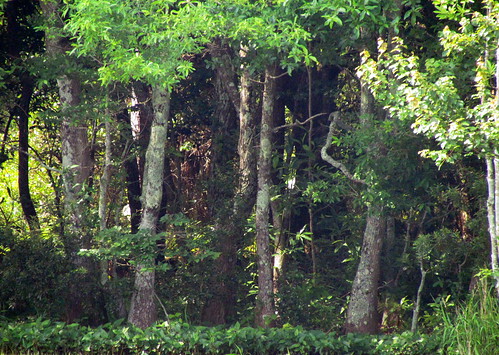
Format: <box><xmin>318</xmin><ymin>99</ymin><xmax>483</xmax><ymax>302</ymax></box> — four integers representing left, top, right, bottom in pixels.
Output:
<box><xmin>411</xmin><ymin>257</ymin><xmax>427</xmax><ymax>333</ymax></box>
<box><xmin>255</xmin><ymin>65</ymin><xmax>277</xmax><ymax>327</ymax></box>
<box><xmin>40</xmin><ymin>0</ymin><xmax>104</xmax><ymax>324</ymax></box>
<box><xmin>493</xmin><ymin>37</ymin><xmax>499</xmax><ymax>297</ymax></box>
<box><xmin>128</xmin><ymin>86</ymin><xmax>170</xmax><ymax>329</ymax></box>
<box><xmin>487</xmin><ymin>156</ymin><xmax>499</xmax><ymax>297</ymax></box>
<box><xmin>271</xmin><ymin>199</ymin><xmax>289</xmax><ymax>295</ymax></box>
<box><xmin>322</xmin><ymin>70</ymin><xmax>385</xmax><ymax>333</ymax></box>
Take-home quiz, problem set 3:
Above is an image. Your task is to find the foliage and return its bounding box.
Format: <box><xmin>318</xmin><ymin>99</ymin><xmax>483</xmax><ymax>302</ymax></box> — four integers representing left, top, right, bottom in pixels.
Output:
<box><xmin>80</xmin><ymin>213</ymin><xmax>220</xmax><ymax>272</ymax></box>
<box><xmin>0</xmin><ymin>229</ymin><xmax>69</xmax><ymax>319</ymax></box>
<box><xmin>433</xmin><ymin>277</ymin><xmax>499</xmax><ymax>355</ymax></box>
<box><xmin>66</xmin><ymin>0</ymin><xmax>217</xmax><ymax>88</ymax></box>
<box><xmin>0</xmin><ymin>317</ymin><xmax>442</xmax><ymax>354</ymax></box>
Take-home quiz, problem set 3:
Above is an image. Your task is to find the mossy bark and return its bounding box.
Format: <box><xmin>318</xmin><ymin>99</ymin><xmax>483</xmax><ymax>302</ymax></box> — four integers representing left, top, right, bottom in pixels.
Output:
<box><xmin>255</xmin><ymin>66</ymin><xmax>277</xmax><ymax>328</ymax></box>
<box><xmin>128</xmin><ymin>86</ymin><xmax>170</xmax><ymax>329</ymax></box>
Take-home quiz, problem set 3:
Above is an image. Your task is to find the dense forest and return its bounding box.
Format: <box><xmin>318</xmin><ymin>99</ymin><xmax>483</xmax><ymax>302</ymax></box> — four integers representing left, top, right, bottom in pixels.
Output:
<box><xmin>1</xmin><ymin>0</ymin><xmax>499</xmax><ymax>353</ymax></box>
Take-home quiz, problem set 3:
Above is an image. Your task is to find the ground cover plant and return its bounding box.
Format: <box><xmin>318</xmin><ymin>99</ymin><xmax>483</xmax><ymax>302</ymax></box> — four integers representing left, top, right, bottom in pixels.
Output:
<box><xmin>0</xmin><ymin>318</ymin><xmax>440</xmax><ymax>355</ymax></box>
<box><xmin>1</xmin><ymin>0</ymin><xmax>499</xmax><ymax>354</ymax></box>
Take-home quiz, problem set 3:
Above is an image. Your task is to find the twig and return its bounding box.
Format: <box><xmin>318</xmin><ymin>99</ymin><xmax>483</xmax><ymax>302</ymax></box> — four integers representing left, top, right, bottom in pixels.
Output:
<box><xmin>321</xmin><ymin>111</ymin><xmax>366</xmax><ymax>185</ymax></box>
<box><xmin>273</xmin><ymin>112</ymin><xmax>328</xmax><ymax>132</ymax></box>
<box><xmin>154</xmin><ymin>291</ymin><xmax>171</xmax><ymax>325</ymax></box>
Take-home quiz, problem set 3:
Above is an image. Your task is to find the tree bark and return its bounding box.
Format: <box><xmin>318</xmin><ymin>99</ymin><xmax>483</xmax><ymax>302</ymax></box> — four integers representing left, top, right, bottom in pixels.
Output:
<box><xmin>16</xmin><ymin>73</ymin><xmax>40</xmax><ymax>231</ymax></box>
<box><xmin>201</xmin><ymin>42</ymin><xmax>239</xmax><ymax>324</ymax></box>
<box><xmin>128</xmin><ymin>86</ymin><xmax>170</xmax><ymax>329</ymax></box>
<box><xmin>344</xmin><ymin>76</ymin><xmax>386</xmax><ymax>334</ymax></box>
<box><xmin>40</xmin><ymin>0</ymin><xmax>105</xmax><ymax>324</ymax></box>
<box><xmin>488</xmin><ymin>157</ymin><xmax>499</xmax><ymax>297</ymax></box>
<box><xmin>117</xmin><ymin>109</ymin><xmax>143</xmax><ymax>233</ymax></box>
<box><xmin>202</xmin><ymin>43</ymin><xmax>257</xmax><ymax>324</ymax></box>
<box><xmin>344</xmin><ymin>211</ymin><xmax>384</xmax><ymax>333</ymax></box>
<box><xmin>255</xmin><ymin>65</ymin><xmax>277</xmax><ymax>327</ymax></box>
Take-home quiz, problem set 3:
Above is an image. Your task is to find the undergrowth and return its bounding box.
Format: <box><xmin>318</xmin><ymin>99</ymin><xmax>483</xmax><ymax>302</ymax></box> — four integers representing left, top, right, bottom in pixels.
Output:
<box><xmin>0</xmin><ymin>318</ymin><xmax>439</xmax><ymax>355</ymax></box>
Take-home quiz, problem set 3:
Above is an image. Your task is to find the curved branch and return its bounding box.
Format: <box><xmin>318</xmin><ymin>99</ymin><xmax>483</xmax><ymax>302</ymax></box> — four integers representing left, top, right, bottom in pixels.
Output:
<box><xmin>321</xmin><ymin>111</ymin><xmax>366</xmax><ymax>185</ymax></box>
<box><xmin>273</xmin><ymin>112</ymin><xmax>328</xmax><ymax>132</ymax></box>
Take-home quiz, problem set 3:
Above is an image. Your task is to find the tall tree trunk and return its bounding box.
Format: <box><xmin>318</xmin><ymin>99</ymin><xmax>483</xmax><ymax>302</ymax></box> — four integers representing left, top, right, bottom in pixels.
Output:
<box><xmin>16</xmin><ymin>73</ymin><xmax>40</xmax><ymax>231</ymax></box>
<box><xmin>201</xmin><ymin>40</ymin><xmax>240</xmax><ymax>324</ymax></box>
<box><xmin>487</xmin><ymin>157</ymin><xmax>499</xmax><ymax>297</ymax></box>
<box><xmin>344</xmin><ymin>73</ymin><xmax>386</xmax><ymax>334</ymax></box>
<box><xmin>128</xmin><ymin>86</ymin><xmax>170</xmax><ymax>329</ymax></box>
<box><xmin>255</xmin><ymin>65</ymin><xmax>277</xmax><ymax>327</ymax></box>
<box><xmin>40</xmin><ymin>0</ymin><xmax>104</xmax><ymax>324</ymax></box>
<box><xmin>202</xmin><ymin>42</ymin><xmax>258</xmax><ymax>324</ymax></box>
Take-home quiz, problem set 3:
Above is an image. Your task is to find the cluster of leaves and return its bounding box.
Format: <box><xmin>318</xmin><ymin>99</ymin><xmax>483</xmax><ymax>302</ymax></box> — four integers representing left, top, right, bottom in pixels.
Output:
<box><xmin>359</xmin><ymin>0</ymin><xmax>499</xmax><ymax>166</ymax></box>
<box><xmin>0</xmin><ymin>317</ymin><xmax>442</xmax><ymax>354</ymax></box>
<box><xmin>79</xmin><ymin>213</ymin><xmax>220</xmax><ymax>271</ymax></box>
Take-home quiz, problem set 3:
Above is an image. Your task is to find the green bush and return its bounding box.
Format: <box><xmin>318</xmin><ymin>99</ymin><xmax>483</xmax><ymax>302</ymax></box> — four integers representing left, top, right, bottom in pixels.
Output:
<box><xmin>0</xmin><ymin>231</ymin><xmax>69</xmax><ymax>319</ymax></box>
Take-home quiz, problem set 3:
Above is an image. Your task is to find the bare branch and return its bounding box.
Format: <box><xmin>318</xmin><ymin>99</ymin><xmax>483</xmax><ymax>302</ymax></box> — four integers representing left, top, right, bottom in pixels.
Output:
<box><xmin>321</xmin><ymin>111</ymin><xmax>366</xmax><ymax>185</ymax></box>
<box><xmin>273</xmin><ymin>112</ymin><xmax>328</xmax><ymax>132</ymax></box>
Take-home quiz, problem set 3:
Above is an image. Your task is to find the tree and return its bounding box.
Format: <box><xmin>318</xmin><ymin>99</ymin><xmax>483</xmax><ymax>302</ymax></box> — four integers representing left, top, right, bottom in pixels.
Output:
<box><xmin>68</xmin><ymin>0</ymin><xmax>216</xmax><ymax>327</ymax></box>
<box><xmin>40</xmin><ymin>0</ymin><xmax>103</xmax><ymax>324</ymax></box>
<box><xmin>360</xmin><ymin>0</ymin><xmax>499</xmax><ymax>296</ymax></box>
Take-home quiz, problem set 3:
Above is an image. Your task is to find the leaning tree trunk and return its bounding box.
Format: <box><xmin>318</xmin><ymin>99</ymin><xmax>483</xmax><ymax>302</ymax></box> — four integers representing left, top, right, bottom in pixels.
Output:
<box><xmin>128</xmin><ymin>86</ymin><xmax>170</xmax><ymax>329</ymax></box>
<box><xmin>255</xmin><ymin>65</ymin><xmax>277</xmax><ymax>328</ymax></box>
<box><xmin>321</xmin><ymin>69</ymin><xmax>385</xmax><ymax>333</ymax></box>
<box><xmin>344</xmin><ymin>72</ymin><xmax>386</xmax><ymax>334</ymax></box>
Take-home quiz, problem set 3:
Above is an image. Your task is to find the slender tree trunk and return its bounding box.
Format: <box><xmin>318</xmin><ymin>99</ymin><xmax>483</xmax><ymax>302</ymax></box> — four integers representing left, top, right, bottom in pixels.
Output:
<box><xmin>128</xmin><ymin>86</ymin><xmax>170</xmax><ymax>329</ymax></box>
<box><xmin>117</xmin><ymin>109</ymin><xmax>143</xmax><ymax>233</ymax></box>
<box><xmin>255</xmin><ymin>65</ymin><xmax>277</xmax><ymax>327</ymax></box>
<box><xmin>271</xmin><ymin>199</ymin><xmax>288</xmax><ymax>295</ymax></box>
<box><xmin>16</xmin><ymin>73</ymin><xmax>40</xmax><ymax>231</ymax></box>
<box><xmin>493</xmin><ymin>37</ymin><xmax>499</xmax><ymax>297</ymax></box>
<box><xmin>488</xmin><ymin>157</ymin><xmax>499</xmax><ymax>297</ymax></box>
<box><xmin>411</xmin><ymin>258</ymin><xmax>427</xmax><ymax>333</ymax></box>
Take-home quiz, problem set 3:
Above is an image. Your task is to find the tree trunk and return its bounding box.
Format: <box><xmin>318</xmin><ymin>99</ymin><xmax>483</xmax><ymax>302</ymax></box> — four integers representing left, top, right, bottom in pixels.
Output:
<box><xmin>41</xmin><ymin>0</ymin><xmax>105</xmax><ymax>324</ymax></box>
<box><xmin>487</xmin><ymin>157</ymin><xmax>499</xmax><ymax>297</ymax></box>
<box><xmin>128</xmin><ymin>86</ymin><xmax>170</xmax><ymax>329</ymax></box>
<box><xmin>255</xmin><ymin>65</ymin><xmax>277</xmax><ymax>328</ymax></box>
<box><xmin>344</xmin><ymin>211</ymin><xmax>384</xmax><ymax>333</ymax></box>
<box><xmin>345</xmin><ymin>58</ymin><xmax>386</xmax><ymax>334</ymax></box>
<box><xmin>411</xmin><ymin>258</ymin><xmax>427</xmax><ymax>333</ymax></box>
<box><xmin>201</xmin><ymin>41</ymin><xmax>239</xmax><ymax>324</ymax></box>
<box><xmin>16</xmin><ymin>73</ymin><xmax>40</xmax><ymax>231</ymax></box>
<box><xmin>117</xmin><ymin>108</ymin><xmax>143</xmax><ymax>233</ymax></box>
<box><xmin>202</xmin><ymin>43</ymin><xmax>257</xmax><ymax>324</ymax></box>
